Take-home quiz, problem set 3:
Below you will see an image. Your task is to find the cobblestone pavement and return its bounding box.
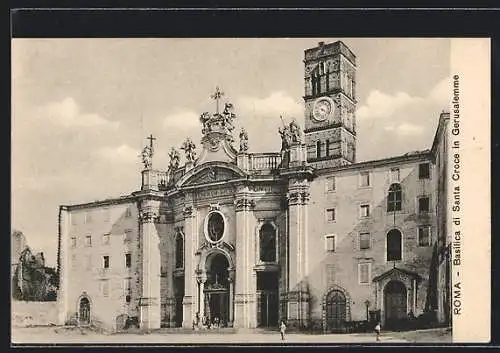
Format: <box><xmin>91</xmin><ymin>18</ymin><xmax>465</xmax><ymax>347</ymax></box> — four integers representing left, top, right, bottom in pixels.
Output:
<box><xmin>12</xmin><ymin>326</ymin><xmax>451</xmax><ymax>345</ymax></box>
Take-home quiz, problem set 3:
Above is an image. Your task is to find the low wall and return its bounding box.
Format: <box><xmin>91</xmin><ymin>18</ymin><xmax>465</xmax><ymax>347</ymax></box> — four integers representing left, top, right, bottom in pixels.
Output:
<box><xmin>12</xmin><ymin>300</ymin><xmax>59</xmax><ymax>327</ymax></box>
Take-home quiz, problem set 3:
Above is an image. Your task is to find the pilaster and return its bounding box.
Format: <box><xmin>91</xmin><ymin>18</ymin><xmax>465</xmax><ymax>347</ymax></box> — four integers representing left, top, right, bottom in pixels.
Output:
<box><xmin>57</xmin><ymin>206</ymin><xmax>70</xmax><ymax>325</ymax></box>
<box><xmin>182</xmin><ymin>201</ymin><xmax>197</xmax><ymax>328</ymax></box>
<box><xmin>138</xmin><ymin>199</ymin><xmax>162</xmax><ymax>330</ymax></box>
<box><xmin>234</xmin><ymin>191</ymin><xmax>256</xmax><ymax>328</ymax></box>
<box><xmin>286</xmin><ymin>179</ymin><xmax>311</xmax><ymax>328</ymax></box>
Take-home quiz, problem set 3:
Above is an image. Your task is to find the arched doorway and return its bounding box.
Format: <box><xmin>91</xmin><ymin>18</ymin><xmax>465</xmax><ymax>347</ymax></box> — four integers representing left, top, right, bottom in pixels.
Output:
<box><xmin>384</xmin><ymin>280</ymin><xmax>407</xmax><ymax>328</ymax></box>
<box><xmin>204</xmin><ymin>253</ymin><xmax>230</xmax><ymax>327</ymax></box>
<box><xmin>325</xmin><ymin>290</ymin><xmax>347</xmax><ymax>332</ymax></box>
<box><xmin>79</xmin><ymin>297</ymin><xmax>91</xmax><ymax>325</ymax></box>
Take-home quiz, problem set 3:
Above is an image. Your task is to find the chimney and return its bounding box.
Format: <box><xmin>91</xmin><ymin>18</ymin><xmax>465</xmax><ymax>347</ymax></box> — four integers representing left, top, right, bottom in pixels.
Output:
<box><xmin>318</xmin><ymin>41</ymin><xmax>325</xmax><ymax>47</ymax></box>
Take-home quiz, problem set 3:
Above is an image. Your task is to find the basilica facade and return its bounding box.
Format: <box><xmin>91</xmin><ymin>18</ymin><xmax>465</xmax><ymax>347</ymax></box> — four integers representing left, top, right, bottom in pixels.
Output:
<box><xmin>57</xmin><ymin>41</ymin><xmax>451</xmax><ymax>332</ymax></box>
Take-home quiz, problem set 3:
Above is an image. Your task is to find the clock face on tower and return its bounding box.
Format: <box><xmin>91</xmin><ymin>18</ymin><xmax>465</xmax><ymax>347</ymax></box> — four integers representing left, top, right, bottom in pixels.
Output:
<box><xmin>312</xmin><ymin>97</ymin><xmax>335</xmax><ymax>121</ymax></box>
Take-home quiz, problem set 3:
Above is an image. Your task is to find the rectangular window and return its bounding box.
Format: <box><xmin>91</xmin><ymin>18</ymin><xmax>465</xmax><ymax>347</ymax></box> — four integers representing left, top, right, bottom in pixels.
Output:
<box><xmin>71</xmin><ymin>215</ymin><xmax>77</xmax><ymax>226</ymax></box>
<box><xmin>84</xmin><ymin>211</ymin><xmax>92</xmax><ymax>224</ymax></box>
<box><xmin>326</xmin><ymin>208</ymin><xmax>336</xmax><ymax>222</ymax></box>
<box><xmin>102</xmin><ymin>233</ymin><xmax>110</xmax><ymax>245</ymax></box>
<box><xmin>358</xmin><ymin>263</ymin><xmax>371</xmax><ymax>285</ymax></box>
<box><xmin>326</xmin><ymin>176</ymin><xmax>336</xmax><ymax>192</ymax></box>
<box><xmin>71</xmin><ymin>237</ymin><xmax>77</xmax><ymax>248</ymax></box>
<box><xmin>71</xmin><ymin>254</ymin><xmax>77</xmax><ymax>269</ymax></box>
<box><xmin>316</xmin><ymin>141</ymin><xmax>322</xmax><ymax>159</ymax></box>
<box><xmin>125</xmin><ymin>207</ymin><xmax>132</xmax><ymax>218</ymax></box>
<box><xmin>360</xmin><ymin>171</ymin><xmax>370</xmax><ymax>187</ymax></box>
<box><xmin>390</xmin><ymin>167</ymin><xmax>400</xmax><ymax>182</ymax></box>
<box><xmin>100</xmin><ymin>280</ymin><xmax>109</xmax><ymax>297</ymax></box>
<box><xmin>103</xmin><ymin>255</ymin><xmax>110</xmax><ymax>269</ymax></box>
<box><xmin>85</xmin><ymin>235</ymin><xmax>92</xmax><ymax>247</ymax></box>
<box><xmin>359</xmin><ymin>232</ymin><xmax>371</xmax><ymax>250</ymax></box>
<box><xmin>360</xmin><ymin>204</ymin><xmax>370</xmax><ymax>218</ymax></box>
<box><xmin>418</xmin><ymin>196</ymin><xmax>430</xmax><ymax>213</ymax></box>
<box><xmin>125</xmin><ymin>253</ymin><xmax>132</xmax><ymax>268</ymax></box>
<box><xmin>325</xmin><ymin>235</ymin><xmax>336</xmax><ymax>252</ymax></box>
<box><xmin>419</xmin><ymin>163</ymin><xmax>430</xmax><ymax>179</ymax></box>
<box><xmin>124</xmin><ymin>278</ymin><xmax>132</xmax><ymax>303</ymax></box>
<box><xmin>418</xmin><ymin>226</ymin><xmax>431</xmax><ymax>246</ymax></box>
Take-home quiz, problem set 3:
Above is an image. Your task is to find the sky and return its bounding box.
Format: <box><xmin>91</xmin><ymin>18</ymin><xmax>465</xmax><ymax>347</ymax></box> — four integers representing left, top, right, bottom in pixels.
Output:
<box><xmin>12</xmin><ymin>38</ymin><xmax>451</xmax><ymax>266</ymax></box>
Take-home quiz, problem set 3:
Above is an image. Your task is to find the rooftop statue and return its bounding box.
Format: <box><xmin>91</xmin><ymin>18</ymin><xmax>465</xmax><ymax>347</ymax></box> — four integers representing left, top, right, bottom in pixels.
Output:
<box><xmin>168</xmin><ymin>147</ymin><xmax>181</xmax><ymax>171</ymax></box>
<box><xmin>181</xmin><ymin>138</ymin><xmax>197</xmax><ymax>163</ymax></box>
<box><xmin>239</xmin><ymin>127</ymin><xmax>249</xmax><ymax>152</ymax></box>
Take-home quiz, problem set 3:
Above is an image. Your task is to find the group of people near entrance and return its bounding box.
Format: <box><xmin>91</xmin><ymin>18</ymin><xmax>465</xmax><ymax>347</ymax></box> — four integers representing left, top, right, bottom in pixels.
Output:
<box><xmin>192</xmin><ymin>312</ymin><xmax>226</xmax><ymax>330</ymax></box>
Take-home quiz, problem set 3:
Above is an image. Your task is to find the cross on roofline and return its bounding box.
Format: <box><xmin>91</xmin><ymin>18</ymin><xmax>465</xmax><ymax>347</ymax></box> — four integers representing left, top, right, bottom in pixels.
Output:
<box><xmin>147</xmin><ymin>134</ymin><xmax>156</xmax><ymax>150</ymax></box>
<box><xmin>210</xmin><ymin>86</ymin><xmax>224</xmax><ymax>114</ymax></box>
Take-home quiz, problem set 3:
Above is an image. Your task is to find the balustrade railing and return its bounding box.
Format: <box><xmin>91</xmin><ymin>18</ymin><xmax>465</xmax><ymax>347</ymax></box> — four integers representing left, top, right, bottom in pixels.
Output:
<box><xmin>249</xmin><ymin>153</ymin><xmax>282</xmax><ymax>171</ymax></box>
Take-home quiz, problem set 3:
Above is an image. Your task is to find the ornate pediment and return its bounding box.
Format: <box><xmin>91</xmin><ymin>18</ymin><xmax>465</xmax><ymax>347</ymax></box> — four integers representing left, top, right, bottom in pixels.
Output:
<box><xmin>177</xmin><ymin>162</ymin><xmax>246</xmax><ymax>188</ymax></box>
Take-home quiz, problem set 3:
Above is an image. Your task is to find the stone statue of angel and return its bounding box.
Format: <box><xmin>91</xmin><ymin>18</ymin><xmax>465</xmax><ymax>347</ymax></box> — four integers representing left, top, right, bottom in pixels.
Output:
<box><xmin>181</xmin><ymin>138</ymin><xmax>197</xmax><ymax>163</ymax></box>
<box><xmin>222</xmin><ymin>102</ymin><xmax>236</xmax><ymax>132</ymax></box>
<box><xmin>289</xmin><ymin>119</ymin><xmax>303</xmax><ymax>144</ymax></box>
<box><xmin>141</xmin><ymin>145</ymin><xmax>153</xmax><ymax>169</ymax></box>
<box><xmin>200</xmin><ymin>112</ymin><xmax>211</xmax><ymax>135</ymax></box>
<box><xmin>168</xmin><ymin>147</ymin><xmax>180</xmax><ymax>171</ymax></box>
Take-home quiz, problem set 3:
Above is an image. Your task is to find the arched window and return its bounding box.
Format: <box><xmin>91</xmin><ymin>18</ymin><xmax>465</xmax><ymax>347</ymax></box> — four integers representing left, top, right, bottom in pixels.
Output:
<box><xmin>387</xmin><ymin>183</ymin><xmax>402</xmax><ymax>212</ymax></box>
<box><xmin>316</xmin><ymin>140</ymin><xmax>322</xmax><ymax>159</ymax></box>
<box><xmin>387</xmin><ymin>229</ymin><xmax>402</xmax><ymax>261</ymax></box>
<box><xmin>311</xmin><ymin>74</ymin><xmax>316</xmax><ymax>95</ymax></box>
<box><xmin>259</xmin><ymin>223</ymin><xmax>276</xmax><ymax>262</ymax></box>
<box><xmin>175</xmin><ymin>233</ymin><xmax>184</xmax><ymax>269</ymax></box>
<box><xmin>325</xmin><ymin>69</ymin><xmax>330</xmax><ymax>91</ymax></box>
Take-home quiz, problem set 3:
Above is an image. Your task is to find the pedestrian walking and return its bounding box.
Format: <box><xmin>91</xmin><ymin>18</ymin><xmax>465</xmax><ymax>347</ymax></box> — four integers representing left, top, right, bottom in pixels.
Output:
<box><xmin>374</xmin><ymin>322</ymin><xmax>381</xmax><ymax>342</ymax></box>
<box><xmin>279</xmin><ymin>320</ymin><xmax>287</xmax><ymax>341</ymax></box>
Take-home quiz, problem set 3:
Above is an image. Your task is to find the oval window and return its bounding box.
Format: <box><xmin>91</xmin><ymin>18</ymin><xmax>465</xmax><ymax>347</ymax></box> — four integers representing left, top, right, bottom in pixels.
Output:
<box><xmin>205</xmin><ymin>211</ymin><xmax>225</xmax><ymax>243</ymax></box>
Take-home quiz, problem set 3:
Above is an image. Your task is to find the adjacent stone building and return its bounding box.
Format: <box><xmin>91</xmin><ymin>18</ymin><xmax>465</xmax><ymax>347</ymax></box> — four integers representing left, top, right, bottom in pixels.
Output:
<box><xmin>57</xmin><ymin>41</ymin><xmax>451</xmax><ymax>332</ymax></box>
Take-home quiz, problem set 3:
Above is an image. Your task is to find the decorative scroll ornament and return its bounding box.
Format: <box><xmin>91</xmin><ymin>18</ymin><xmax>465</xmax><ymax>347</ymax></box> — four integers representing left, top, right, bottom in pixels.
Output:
<box><xmin>287</xmin><ymin>190</ymin><xmax>311</xmax><ymax>205</ymax></box>
<box><xmin>139</xmin><ymin>210</ymin><xmax>160</xmax><ymax>223</ymax></box>
<box><xmin>182</xmin><ymin>205</ymin><xmax>194</xmax><ymax>217</ymax></box>
<box><xmin>234</xmin><ymin>197</ymin><xmax>256</xmax><ymax>211</ymax></box>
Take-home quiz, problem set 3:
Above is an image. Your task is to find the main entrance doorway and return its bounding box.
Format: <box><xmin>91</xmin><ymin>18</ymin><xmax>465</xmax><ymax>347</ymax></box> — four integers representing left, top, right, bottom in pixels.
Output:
<box><xmin>79</xmin><ymin>297</ymin><xmax>91</xmax><ymax>325</ymax></box>
<box><xmin>325</xmin><ymin>290</ymin><xmax>346</xmax><ymax>332</ymax></box>
<box><xmin>256</xmin><ymin>272</ymin><xmax>279</xmax><ymax>327</ymax></box>
<box><xmin>204</xmin><ymin>253</ymin><xmax>230</xmax><ymax>327</ymax></box>
<box><xmin>384</xmin><ymin>280</ymin><xmax>407</xmax><ymax>328</ymax></box>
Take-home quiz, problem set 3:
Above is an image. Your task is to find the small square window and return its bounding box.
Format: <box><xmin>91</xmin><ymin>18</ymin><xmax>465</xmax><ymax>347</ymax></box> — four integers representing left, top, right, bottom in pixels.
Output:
<box><xmin>419</xmin><ymin>163</ymin><xmax>430</xmax><ymax>179</ymax></box>
<box><xmin>358</xmin><ymin>263</ymin><xmax>371</xmax><ymax>284</ymax></box>
<box><xmin>102</xmin><ymin>233</ymin><xmax>110</xmax><ymax>245</ymax></box>
<box><xmin>70</xmin><ymin>237</ymin><xmax>77</xmax><ymax>248</ymax></box>
<box><xmin>359</xmin><ymin>232</ymin><xmax>371</xmax><ymax>250</ymax></box>
<box><xmin>390</xmin><ymin>168</ymin><xmax>400</xmax><ymax>182</ymax></box>
<box><xmin>418</xmin><ymin>226</ymin><xmax>431</xmax><ymax>246</ymax></box>
<box><xmin>85</xmin><ymin>235</ymin><xmax>92</xmax><ymax>247</ymax></box>
<box><xmin>418</xmin><ymin>197</ymin><xmax>430</xmax><ymax>213</ymax></box>
<box><xmin>326</xmin><ymin>208</ymin><xmax>336</xmax><ymax>222</ymax></box>
<box><xmin>103</xmin><ymin>255</ymin><xmax>110</xmax><ymax>269</ymax></box>
<box><xmin>360</xmin><ymin>204</ymin><xmax>370</xmax><ymax>218</ymax></box>
<box><xmin>325</xmin><ymin>235</ymin><xmax>336</xmax><ymax>252</ymax></box>
<box><xmin>326</xmin><ymin>176</ymin><xmax>336</xmax><ymax>192</ymax></box>
<box><xmin>360</xmin><ymin>171</ymin><xmax>370</xmax><ymax>187</ymax></box>
<box><xmin>125</xmin><ymin>253</ymin><xmax>132</xmax><ymax>268</ymax></box>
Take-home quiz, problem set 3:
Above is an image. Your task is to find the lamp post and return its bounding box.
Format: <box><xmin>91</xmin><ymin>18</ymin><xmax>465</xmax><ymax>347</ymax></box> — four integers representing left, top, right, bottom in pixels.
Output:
<box><xmin>364</xmin><ymin>300</ymin><xmax>371</xmax><ymax>321</ymax></box>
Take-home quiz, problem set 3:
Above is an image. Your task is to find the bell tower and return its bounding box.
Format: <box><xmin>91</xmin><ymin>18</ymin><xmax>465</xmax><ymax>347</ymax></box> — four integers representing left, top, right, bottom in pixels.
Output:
<box><xmin>303</xmin><ymin>41</ymin><xmax>357</xmax><ymax>169</ymax></box>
